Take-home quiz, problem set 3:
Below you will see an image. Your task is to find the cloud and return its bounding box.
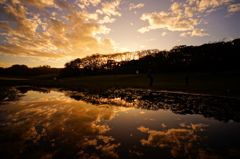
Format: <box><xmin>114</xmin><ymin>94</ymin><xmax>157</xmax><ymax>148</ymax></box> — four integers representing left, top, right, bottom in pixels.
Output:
<box><xmin>98</xmin><ymin>135</ymin><xmax>115</xmax><ymax>144</ymax></box>
<box><xmin>191</xmin><ymin>28</ymin><xmax>209</xmax><ymax>37</ymax></box>
<box><xmin>0</xmin><ymin>61</ymin><xmax>16</xmax><ymax>68</ymax></box>
<box><xmin>180</xmin><ymin>32</ymin><xmax>190</xmax><ymax>37</ymax></box>
<box><xmin>137</xmin><ymin>124</ymin><xmax>214</xmax><ymax>158</ymax></box>
<box><xmin>1</xmin><ymin>92</ymin><xmax>122</xmax><ymax>158</ymax></box>
<box><xmin>180</xmin><ymin>28</ymin><xmax>209</xmax><ymax>37</ymax></box>
<box><xmin>18</xmin><ymin>0</ymin><xmax>56</xmax><ymax>9</ymax></box>
<box><xmin>184</xmin><ymin>6</ymin><xmax>197</xmax><ymax>17</ymax></box>
<box><xmin>228</xmin><ymin>3</ymin><xmax>240</xmax><ymax>12</ymax></box>
<box><xmin>138</xmin><ymin>0</ymin><xmax>234</xmax><ymax>35</ymax></box>
<box><xmin>100</xmin><ymin>107</ymin><xmax>116</xmax><ymax>121</ymax></box>
<box><xmin>0</xmin><ymin>0</ymin><xmax>120</xmax><ymax>60</ymax></box>
<box><xmin>162</xmin><ymin>123</ymin><xmax>167</xmax><ymax>127</ymax></box>
<box><xmin>138</xmin><ymin>10</ymin><xmax>198</xmax><ymax>33</ymax></box>
<box><xmin>100</xmin><ymin>143</ymin><xmax>121</xmax><ymax>158</ymax></box>
<box><xmin>0</xmin><ymin>2</ymin><xmax>39</xmax><ymax>38</ymax></box>
<box><xmin>98</xmin><ymin>16</ymin><xmax>116</xmax><ymax>24</ymax></box>
<box><xmin>162</xmin><ymin>32</ymin><xmax>167</xmax><ymax>36</ymax></box>
<box><xmin>49</xmin><ymin>17</ymin><xmax>69</xmax><ymax>33</ymax></box>
<box><xmin>0</xmin><ymin>21</ymin><xmax>12</xmax><ymax>32</ymax></box>
<box><xmin>140</xmin><ymin>111</ymin><xmax>145</xmax><ymax>114</ymax></box>
<box><xmin>129</xmin><ymin>3</ymin><xmax>144</xmax><ymax>10</ymax></box>
<box><xmin>97</xmin><ymin>0</ymin><xmax>121</xmax><ymax>17</ymax></box>
<box><xmin>77</xmin><ymin>0</ymin><xmax>101</xmax><ymax>7</ymax></box>
<box><xmin>198</xmin><ymin>0</ymin><xmax>233</xmax><ymax>12</ymax></box>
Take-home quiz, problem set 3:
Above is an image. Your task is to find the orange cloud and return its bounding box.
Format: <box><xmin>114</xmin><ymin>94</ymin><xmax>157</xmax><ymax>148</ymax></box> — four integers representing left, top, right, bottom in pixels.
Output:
<box><xmin>0</xmin><ymin>0</ymin><xmax>121</xmax><ymax>60</ymax></box>
<box><xmin>97</xmin><ymin>0</ymin><xmax>121</xmax><ymax>17</ymax></box>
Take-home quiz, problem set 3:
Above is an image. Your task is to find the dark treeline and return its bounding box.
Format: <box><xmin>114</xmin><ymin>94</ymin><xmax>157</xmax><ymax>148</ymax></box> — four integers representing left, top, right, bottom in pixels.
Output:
<box><xmin>60</xmin><ymin>38</ymin><xmax>240</xmax><ymax>77</ymax></box>
<box><xmin>1</xmin><ymin>38</ymin><xmax>240</xmax><ymax>77</ymax></box>
<box><xmin>0</xmin><ymin>65</ymin><xmax>61</xmax><ymax>76</ymax></box>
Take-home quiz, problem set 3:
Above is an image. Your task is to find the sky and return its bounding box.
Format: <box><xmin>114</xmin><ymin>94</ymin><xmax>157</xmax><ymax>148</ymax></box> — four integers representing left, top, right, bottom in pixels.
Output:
<box><xmin>0</xmin><ymin>0</ymin><xmax>240</xmax><ymax>68</ymax></box>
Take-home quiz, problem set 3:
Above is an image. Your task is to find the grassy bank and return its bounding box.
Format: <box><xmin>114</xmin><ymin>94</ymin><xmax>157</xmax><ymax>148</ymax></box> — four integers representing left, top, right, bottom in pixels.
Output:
<box><xmin>1</xmin><ymin>71</ymin><xmax>240</xmax><ymax>97</ymax></box>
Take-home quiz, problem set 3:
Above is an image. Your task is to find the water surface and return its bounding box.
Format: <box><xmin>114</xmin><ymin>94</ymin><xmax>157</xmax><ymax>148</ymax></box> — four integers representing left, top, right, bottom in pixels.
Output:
<box><xmin>0</xmin><ymin>87</ymin><xmax>240</xmax><ymax>158</ymax></box>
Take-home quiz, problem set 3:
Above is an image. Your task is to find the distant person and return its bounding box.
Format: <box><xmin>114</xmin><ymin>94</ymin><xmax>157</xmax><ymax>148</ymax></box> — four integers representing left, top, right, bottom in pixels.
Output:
<box><xmin>147</xmin><ymin>68</ymin><xmax>153</xmax><ymax>86</ymax></box>
<box><xmin>185</xmin><ymin>74</ymin><xmax>189</xmax><ymax>87</ymax></box>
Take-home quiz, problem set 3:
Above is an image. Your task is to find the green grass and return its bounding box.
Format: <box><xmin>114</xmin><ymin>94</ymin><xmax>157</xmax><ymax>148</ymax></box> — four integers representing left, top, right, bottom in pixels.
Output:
<box><xmin>1</xmin><ymin>71</ymin><xmax>240</xmax><ymax>97</ymax></box>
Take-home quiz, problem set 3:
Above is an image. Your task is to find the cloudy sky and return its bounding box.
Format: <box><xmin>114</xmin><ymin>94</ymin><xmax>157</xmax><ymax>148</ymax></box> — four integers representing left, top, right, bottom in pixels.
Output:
<box><xmin>0</xmin><ymin>0</ymin><xmax>240</xmax><ymax>68</ymax></box>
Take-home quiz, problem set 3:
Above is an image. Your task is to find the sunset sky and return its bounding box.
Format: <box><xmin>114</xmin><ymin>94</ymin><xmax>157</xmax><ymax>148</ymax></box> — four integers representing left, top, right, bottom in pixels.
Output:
<box><xmin>0</xmin><ymin>0</ymin><xmax>240</xmax><ymax>68</ymax></box>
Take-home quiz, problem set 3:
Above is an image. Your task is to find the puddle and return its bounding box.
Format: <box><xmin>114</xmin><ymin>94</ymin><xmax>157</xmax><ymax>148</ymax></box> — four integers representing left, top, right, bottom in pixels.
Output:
<box><xmin>0</xmin><ymin>86</ymin><xmax>240</xmax><ymax>158</ymax></box>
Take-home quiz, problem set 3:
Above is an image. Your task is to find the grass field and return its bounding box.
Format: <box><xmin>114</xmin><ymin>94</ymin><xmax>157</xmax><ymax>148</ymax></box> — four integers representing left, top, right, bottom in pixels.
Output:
<box><xmin>1</xmin><ymin>71</ymin><xmax>240</xmax><ymax>97</ymax></box>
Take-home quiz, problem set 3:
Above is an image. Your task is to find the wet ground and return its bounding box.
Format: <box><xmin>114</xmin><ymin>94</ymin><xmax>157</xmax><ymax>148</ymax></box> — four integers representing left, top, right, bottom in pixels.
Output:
<box><xmin>0</xmin><ymin>86</ymin><xmax>240</xmax><ymax>158</ymax></box>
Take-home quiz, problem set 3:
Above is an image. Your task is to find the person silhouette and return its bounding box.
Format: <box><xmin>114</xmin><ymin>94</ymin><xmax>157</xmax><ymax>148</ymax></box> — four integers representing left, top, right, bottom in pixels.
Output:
<box><xmin>147</xmin><ymin>67</ymin><xmax>153</xmax><ymax>86</ymax></box>
<box><xmin>185</xmin><ymin>74</ymin><xmax>189</xmax><ymax>87</ymax></box>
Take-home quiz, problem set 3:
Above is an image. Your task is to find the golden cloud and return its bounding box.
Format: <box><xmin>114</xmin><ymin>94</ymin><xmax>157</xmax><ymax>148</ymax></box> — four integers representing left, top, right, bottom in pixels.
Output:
<box><xmin>0</xmin><ymin>89</ymin><xmax>125</xmax><ymax>158</ymax></box>
<box><xmin>0</xmin><ymin>21</ymin><xmax>12</xmax><ymax>32</ymax></box>
<box><xmin>129</xmin><ymin>3</ymin><xmax>144</xmax><ymax>10</ymax></box>
<box><xmin>180</xmin><ymin>28</ymin><xmax>209</xmax><ymax>37</ymax></box>
<box><xmin>0</xmin><ymin>0</ymin><xmax>121</xmax><ymax>60</ymax></box>
<box><xmin>98</xmin><ymin>135</ymin><xmax>115</xmax><ymax>144</ymax></box>
<box><xmin>139</xmin><ymin>11</ymin><xmax>197</xmax><ymax>33</ymax></box>
<box><xmin>100</xmin><ymin>143</ymin><xmax>121</xmax><ymax>158</ymax></box>
<box><xmin>77</xmin><ymin>0</ymin><xmax>101</xmax><ymax>8</ymax></box>
<box><xmin>19</xmin><ymin>0</ymin><xmax>56</xmax><ymax>9</ymax></box>
<box><xmin>198</xmin><ymin>0</ymin><xmax>233</xmax><ymax>12</ymax></box>
<box><xmin>97</xmin><ymin>0</ymin><xmax>121</xmax><ymax>17</ymax></box>
<box><xmin>98</xmin><ymin>15</ymin><xmax>116</xmax><ymax>24</ymax></box>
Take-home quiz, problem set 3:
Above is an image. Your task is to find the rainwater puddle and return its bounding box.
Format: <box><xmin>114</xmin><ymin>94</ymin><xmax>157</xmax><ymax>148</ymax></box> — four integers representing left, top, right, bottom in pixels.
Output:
<box><xmin>0</xmin><ymin>86</ymin><xmax>240</xmax><ymax>158</ymax></box>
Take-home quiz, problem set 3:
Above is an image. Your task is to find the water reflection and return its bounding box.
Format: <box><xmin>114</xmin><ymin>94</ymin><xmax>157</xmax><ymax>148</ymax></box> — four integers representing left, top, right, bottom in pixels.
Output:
<box><xmin>0</xmin><ymin>88</ymin><xmax>123</xmax><ymax>158</ymax></box>
<box><xmin>137</xmin><ymin>124</ymin><xmax>212</xmax><ymax>158</ymax></box>
<box><xmin>0</xmin><ymin>87</ymin><xmax>24</xmax><ymax>104</ymax></box>
<box><xmin>62</xmin><ymin>88</ymin><xmax>240</xmax><ymax>123</ymax></box>
<box><xmin>0</xmin><ymin>86</ymin><xmax>240</xmax><ymax>158</ymax></box>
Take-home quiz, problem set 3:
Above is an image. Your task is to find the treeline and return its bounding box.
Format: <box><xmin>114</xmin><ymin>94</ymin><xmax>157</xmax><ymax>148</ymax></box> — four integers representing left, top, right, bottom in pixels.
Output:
<box><xmin>1</xmin><ymin>38</ymin><xmax>240</xmax><ymax>77</ymax></box>
<box><xmin>0</xmin><ymin>65</ymin><xmax>61</xmax><ymax>76</ymax></box>
<box><xmin>60</xmin><ymin>38</ymin><xmax>240</xmax><ymax>77</ymax></box>
<box><xmin>60</xmin><ymin>49</ymin><xmax>159</xmax><ymax>77</ymax></box>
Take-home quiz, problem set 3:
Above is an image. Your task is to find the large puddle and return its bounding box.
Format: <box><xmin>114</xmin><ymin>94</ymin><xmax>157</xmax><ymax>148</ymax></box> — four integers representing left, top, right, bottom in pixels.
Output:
<box><xmin>0</xmin><ymin>86</ymin><xmax>240</xmax><ymax>158</ymax></box>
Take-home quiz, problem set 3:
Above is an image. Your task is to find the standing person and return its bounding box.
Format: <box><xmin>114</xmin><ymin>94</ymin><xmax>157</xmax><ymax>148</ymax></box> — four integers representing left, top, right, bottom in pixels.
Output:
<box><xmin>185</xmin><ymin>74</ymin><xmax>189</xmax><ymax>87</ymax></box>
<box><xmin>147</xmin><ymin>65</ymin><xmax>153</xmax><ymax>86</ymax></box>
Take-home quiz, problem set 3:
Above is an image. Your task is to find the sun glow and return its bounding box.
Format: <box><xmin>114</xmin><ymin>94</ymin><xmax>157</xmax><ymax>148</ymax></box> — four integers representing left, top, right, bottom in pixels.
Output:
<box><xmin>0</xmin><ymin>0</ymin><xmax>239</xmax><ymax>68</ymax></box>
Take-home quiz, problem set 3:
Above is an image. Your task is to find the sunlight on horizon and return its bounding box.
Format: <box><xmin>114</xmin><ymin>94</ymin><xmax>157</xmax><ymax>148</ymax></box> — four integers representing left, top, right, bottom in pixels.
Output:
<box><xmin>0</xmin><ymin>0</ymin><xmax>240</xmax><ymax>68</ymax></box>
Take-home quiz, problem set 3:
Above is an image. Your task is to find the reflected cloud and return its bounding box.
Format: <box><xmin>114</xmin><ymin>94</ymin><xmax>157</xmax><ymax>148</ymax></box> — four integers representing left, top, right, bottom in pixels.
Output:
<box><xmin>1</xmin><ymin>87</ymin><xmax>240</xmax><ymax>158</ymax></box>
<box><xmin>137</xmin><ymin>124</ymin><xmax>218</xmax><ymax>158</ymax></box>
<box><xmin>98</xmin><ymin>135</ymin><xmax>115</xmax><ymax>144</ymax></box>
<box><xmin>162</xmin><ymin>123</ymin><xmax>167</xmax><ymax>128</ymax></box>
<box><xmin>0</xmin><ymin>89</ymin><xmax>122</xmax><ymax>158</ymax></box>
<box><xmin>98</xmin><ymin>143</ymin><xmax>121</xmax><ymax>158</ymax></box>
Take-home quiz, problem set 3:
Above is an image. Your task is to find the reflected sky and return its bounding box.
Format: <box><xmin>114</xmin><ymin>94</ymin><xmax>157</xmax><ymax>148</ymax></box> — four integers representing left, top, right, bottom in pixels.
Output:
<box><xmin>0</xmin><ymin>87</ymin><xmax>240</xmax><ymax>159</ymax></box>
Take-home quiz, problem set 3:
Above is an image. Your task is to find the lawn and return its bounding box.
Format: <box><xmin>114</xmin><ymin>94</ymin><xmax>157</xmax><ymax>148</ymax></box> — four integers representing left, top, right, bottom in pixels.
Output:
<box><xmin>1</xmin><ymin>71</ymin><xmax>240</xmax><ymax>97</ymax></box>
